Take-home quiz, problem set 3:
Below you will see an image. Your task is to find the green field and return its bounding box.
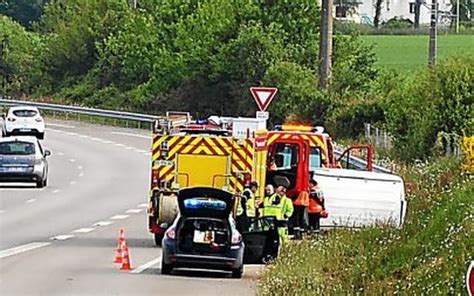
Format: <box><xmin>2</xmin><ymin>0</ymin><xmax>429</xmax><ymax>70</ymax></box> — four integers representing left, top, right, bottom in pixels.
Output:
<box><xmin>361</xmin><ymin>35</ymin><xmax>474</xmax><ymax>71</ymax></box>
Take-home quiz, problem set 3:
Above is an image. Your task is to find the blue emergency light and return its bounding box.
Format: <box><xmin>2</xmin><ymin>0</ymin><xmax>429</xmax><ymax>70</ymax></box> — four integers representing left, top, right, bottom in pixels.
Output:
<box><xmin>184</xmin><ymin>198</ymin><xmax>226</xmax><ymax>210</ymax></box>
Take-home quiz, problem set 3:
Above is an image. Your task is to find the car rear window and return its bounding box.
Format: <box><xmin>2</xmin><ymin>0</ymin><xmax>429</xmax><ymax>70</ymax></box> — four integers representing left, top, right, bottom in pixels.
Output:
<box><xmin>12</xmin><ymin>110</ymin><xmax>38</xmax><ymax>117</ymax></box>
<box><xmin>183</xmin><ymin>198</ymin><xmax>227</xmax><ymax>211</ymax></box>
<box><xmin>0</xmin><ymin>142</ymin><xmax>36</xmax><ymax>155</ymax></box>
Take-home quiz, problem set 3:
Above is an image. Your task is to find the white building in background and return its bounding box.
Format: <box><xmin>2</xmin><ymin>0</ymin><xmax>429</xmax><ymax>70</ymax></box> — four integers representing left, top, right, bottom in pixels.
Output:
<box><xmin>334</xmin><ymin>0</ymin><xmax>453</xmax><ymax>25</ymax></box>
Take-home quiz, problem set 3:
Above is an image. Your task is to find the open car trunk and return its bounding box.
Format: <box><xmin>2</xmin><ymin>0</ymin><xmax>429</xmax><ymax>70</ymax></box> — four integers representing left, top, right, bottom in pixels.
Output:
<box><xmin>177</xmin><ymin>217</ymin><xmax>230</xmax><ymax>255</ymax></box>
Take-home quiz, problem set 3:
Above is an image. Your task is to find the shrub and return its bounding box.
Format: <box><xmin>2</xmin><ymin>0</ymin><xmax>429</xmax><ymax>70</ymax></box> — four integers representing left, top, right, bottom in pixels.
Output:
<box><xmin>385</xmin><ymin>56</ymin><xmax>474</xmax><ymax>161</ymax></box>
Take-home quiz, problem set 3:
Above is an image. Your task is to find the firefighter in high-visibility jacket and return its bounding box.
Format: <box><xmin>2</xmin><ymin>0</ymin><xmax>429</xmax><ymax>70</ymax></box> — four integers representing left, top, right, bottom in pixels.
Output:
<box><xmin>292</xmin><ymin>190</ymin><xmax>309</xmax><ymax>240</ymax></box>
<box><xmin>236</xmin><ymin>181</ymin><xmax>258</xmax><ymax>232</ymax></box>
<box><xmin>308</xmin><ymin>179</ymin><xmax>328</xmax><ymax>233</ymax></box>
<box><xmin>263</xmin><ymin>184</ymin><xmax>294</xmax><ymax>244</ymax></box>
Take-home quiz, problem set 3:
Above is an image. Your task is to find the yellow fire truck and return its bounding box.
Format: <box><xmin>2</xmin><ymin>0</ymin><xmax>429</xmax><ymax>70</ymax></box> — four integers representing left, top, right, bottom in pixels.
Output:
<box><xmin>148</xmin><ymin>113</ymin><xmax>406</xmax><ymax>245</ymax></box>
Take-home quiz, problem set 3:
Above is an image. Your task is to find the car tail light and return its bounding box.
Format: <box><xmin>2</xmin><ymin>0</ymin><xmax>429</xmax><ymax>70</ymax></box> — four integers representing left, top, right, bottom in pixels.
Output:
<box><xmin>166</xmin><ymin>228</ymin><xmax>176</xmax><ymax>240</ymax></box>
<box><xmin>7</xmin><ymin>117</ymin><xmax>16</xmax><ymax>122</ymax></box>
<box><xmin>231</xmin><ymin>232</ymin><xmax>242</xmax><ymax>245</ymax></box>
<box><xmin>35</xmin><ymin>117</ymin><xmax>43</xmax><ymax>122</ymax></box>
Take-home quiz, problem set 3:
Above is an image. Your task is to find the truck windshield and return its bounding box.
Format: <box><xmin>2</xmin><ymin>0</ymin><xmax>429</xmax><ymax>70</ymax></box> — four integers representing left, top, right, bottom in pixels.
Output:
<box><xmin>273</xmin><ymin>144</ymin><xmax>299</xmax><ymax>170</ymax></box>
<box><xmin>0</xmin><ymin>141</ymin><xmax>36</xmax><ymax>155</ymax></box>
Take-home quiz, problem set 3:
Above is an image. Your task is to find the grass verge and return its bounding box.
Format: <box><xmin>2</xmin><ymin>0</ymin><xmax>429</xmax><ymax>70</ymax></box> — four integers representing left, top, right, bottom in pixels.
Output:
<box><xmin>258</xmin><ymin>157</ymin><xmax>473</xmax><ymax>295</ymax></box>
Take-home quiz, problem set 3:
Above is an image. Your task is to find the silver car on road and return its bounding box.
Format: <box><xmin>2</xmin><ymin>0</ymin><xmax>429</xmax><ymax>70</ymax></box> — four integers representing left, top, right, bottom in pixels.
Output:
<box><xmin>0</xmin><ymin>136</ymin><xmax>51</xmax><ymax>188</ymax></box>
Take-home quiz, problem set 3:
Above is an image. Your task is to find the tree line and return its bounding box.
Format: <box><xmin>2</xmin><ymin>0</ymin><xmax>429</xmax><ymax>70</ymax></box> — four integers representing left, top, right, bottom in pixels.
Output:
<box><xmin>0</xmin><ymin>0</ymin><xmax>472</xmax><ymax>161</ymax></box>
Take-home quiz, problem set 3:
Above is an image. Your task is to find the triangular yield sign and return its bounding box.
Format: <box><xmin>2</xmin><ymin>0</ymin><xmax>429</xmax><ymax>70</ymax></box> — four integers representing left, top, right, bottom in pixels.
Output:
<box><xmin>250</xmin><ymin>87</ymin><xmax>278</xmax><ymax>112</ymax></box>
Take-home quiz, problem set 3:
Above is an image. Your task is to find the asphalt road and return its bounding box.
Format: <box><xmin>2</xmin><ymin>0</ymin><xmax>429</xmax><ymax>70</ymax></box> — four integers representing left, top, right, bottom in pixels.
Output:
<box><xmin>0</xmin><ymin>120</ymin><xmax>260</xmax><ymax>296</ymax></box>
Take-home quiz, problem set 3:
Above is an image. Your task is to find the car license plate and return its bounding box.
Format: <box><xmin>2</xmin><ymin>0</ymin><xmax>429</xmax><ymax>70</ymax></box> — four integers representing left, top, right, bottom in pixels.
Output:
<box><xmin>193</xmin><ymin>230</ymin><xmax>214</xmax><ymax>244</ymax></box>
<box><xmin>7</xmin><ymin>167</ymin><xmax>26</xmax><ymax>172</ymax></box>
<box><xmin>20</xmin><ymin>129</ymin><xmax>31</xmax><ymax>132</ymax></box>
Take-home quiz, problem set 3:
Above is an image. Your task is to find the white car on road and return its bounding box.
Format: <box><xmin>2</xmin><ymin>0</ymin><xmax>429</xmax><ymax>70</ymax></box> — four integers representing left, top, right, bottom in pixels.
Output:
<box><xmin>2</xmin><ymin>106</ymin><xmax>45</xmax><ymax>139</ymax></box>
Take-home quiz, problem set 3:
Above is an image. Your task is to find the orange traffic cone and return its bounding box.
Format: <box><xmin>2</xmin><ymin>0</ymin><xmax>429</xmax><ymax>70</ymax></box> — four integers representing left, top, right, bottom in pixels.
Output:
<box><xmin>120</xmin><ymin>246</ymin><xmax>132</xmax><ymax>271</ymax></box>
<box><xmin>114</xmin><ymin>228</ymin><xmax>126</xmax><ymax>263</ymax></box>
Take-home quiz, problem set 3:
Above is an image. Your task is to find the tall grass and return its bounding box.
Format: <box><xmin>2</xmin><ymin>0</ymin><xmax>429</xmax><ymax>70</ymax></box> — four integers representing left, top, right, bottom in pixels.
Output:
<box><xmin>258</xmin><ymin>157</ymin><xmax>473</xmax><ymax>295</ymax></box>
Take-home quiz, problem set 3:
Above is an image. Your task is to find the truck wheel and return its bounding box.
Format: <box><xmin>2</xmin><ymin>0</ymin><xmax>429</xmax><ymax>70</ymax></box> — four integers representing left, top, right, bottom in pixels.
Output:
<box><xmin>231</xmin><ymin>266</ymin><xmax>243</xmax><ymax>278</ymax></box>
<box><xmin>161</xmin><ymin>260</ymin><xmax>172</xmax><ymax>275</ymax></box>
<box><xmin>154</xmin><ymin>233</ymin><xmax>163</xmax><ymax>247</ymax></box>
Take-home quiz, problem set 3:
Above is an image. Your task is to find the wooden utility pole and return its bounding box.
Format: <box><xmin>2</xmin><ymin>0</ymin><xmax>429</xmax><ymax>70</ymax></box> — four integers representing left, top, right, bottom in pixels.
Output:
<box><xmin>428</xmin><ymin>0</ymin><xmax>438</xmax><ymax>66</ymax></box>
<box><xmin>319</xmin><ymin>0</ymin><xmax>333</xmax><ymax>89</ymax></box>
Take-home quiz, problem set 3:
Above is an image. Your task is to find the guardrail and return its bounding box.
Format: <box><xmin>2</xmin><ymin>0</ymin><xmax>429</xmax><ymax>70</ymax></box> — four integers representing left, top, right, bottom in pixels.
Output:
<box><xmin>0</xmin><ymin>98</ymin><xmax>161</xmax><ymax>126</ymax></box>
<box><xmin>1</xmin><ymin>98</ymin><xmax>393</xmax><ymax>174</ymax></box>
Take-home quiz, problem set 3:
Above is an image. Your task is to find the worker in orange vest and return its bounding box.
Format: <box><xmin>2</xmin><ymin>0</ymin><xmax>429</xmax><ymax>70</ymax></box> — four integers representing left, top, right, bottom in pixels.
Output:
<box><xmin>292</xmin><ymin>189</ymin><xmax>309</xmax><ymax>240</ymax></box>
<box><xmin>308</xmin><ymin>179</ymin><xmax>328</xmax><ymax>234</ymax></box>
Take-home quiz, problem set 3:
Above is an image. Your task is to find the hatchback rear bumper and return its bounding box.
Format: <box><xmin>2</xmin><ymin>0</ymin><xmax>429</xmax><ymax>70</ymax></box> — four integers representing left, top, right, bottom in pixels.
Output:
<box><xmin>0</xmin><ymin>172</ymin><xmax>43</xmax><ymax>183</ymax></box>
<box><xmin>170</xmin><ymin>254</ymin><xmax>241</xmax><ymax>270</ymax></box>
<box><xmin>162</xmin><ymin>239</ymin><xmax>244</xmax><ymax>270</ymax></box>
<box><xmin>6</xmin><ymin>129</ymin><xmax>44</xmax><ymax>136</ymax></box>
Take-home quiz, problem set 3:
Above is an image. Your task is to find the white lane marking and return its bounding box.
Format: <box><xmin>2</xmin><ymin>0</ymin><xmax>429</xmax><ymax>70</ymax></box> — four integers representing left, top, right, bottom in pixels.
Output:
<box><xmin>101</xmin><ymin>140</ymin><xmax>114</xmax><ymax>144</ymax></box>
<box><xmin>93</xmin><ymin>221</ymin><xmax>113</xmax><ymax>227</ymax></box>
<box><xmin>47</xmin><ymin>123</ymin><xmax>75</xmax><ymax>129</ymax></box>
<box><xmin>110</xmin><ymin>215</ymin><xmax>129</xmax><ymax>220</ymax></box>
<box><xmin>58</xmin><ymin>152</ymin><xmax>64</xmax><ymax>156</ymax></box>
<box><xmin>112</xmin><ymin>132</ymin><xmax>150</xmax><ymax>139</ymax></box>
<box><xmin>125</xmin><ymin>209</ymin><xmax>143</xmax><ymax>214</ymax></box>
<box><xmin>114</xmin><ymin>143</ymin><xmax>126</xmax><ymax>147</ymax></box>
<box><xmin>79</xmin><ymin>172</ymin><xmax>84</xmax><ymax>177</ymax></box>
<box><xmin>70</xmin><ymin>181</ymin><xmax>76</xmax><ymax>185</ymax></box>
<box><xmin>69</xmin><ymin>159</ymin><xmax>76</xmax><ymax>163</ymax></box>
<box><xmin>142</xmin><ymin>152</ymin><xmax>152</xmax><ymax>156</ymax></box>
<box><xmin>77</xmin><ymin>166</ymin><xmax>83</xmax><ymax>170</ymax></box>
<box><xmin>73</xmin><ymin>228</ymin><xmax>95</xmax><ymax>233</ymax></box>
<box><xmin>125</xmin><ymin>146</ymin><xmax>134</xmax><ymax>150</ymax></box>
<box><xmin>137</xmin><ymin>203</ymin><xmax>148</xmax><ymax>208</ymax></box>
<box><xmin>65</xmin><ymin>132</ymin><xmax>78</xmax><ymax>136</ymax></box>
<box><xmin>26</xmin><ymin>199</ymin><xmax>37</xmax><ymax>203</ymax></box>
<box><xmin>0</xmin><ymin>210</ymin><xmax>4</xmax><ymax>214</ymax></box>
<box><xmin>0</xmin><ymin>242</ymin><xmax>52</xmax><ymax>259</ymax></box>
<box><xmin>90</xmin><ymin>137</ymin><xmax>102</xmax><ymax>141</ymax></box>
<box><xmin>53</xmin><ymin>189</ymin><xmax>60</xmax><ymax>194</ymax></box>
<box><xmin>79</xmin><ymin>135</ymin><xmax>89</xmax><ymax>138</ymax></box>
<box><xmin>131</xmin><ymin>256</ymin><xmax>162</xmax><ymax>274</ymax></box>
<box><xmin>50</xmin><ymin>235</ymin><xmax>74</xmax><ymax>241</ymax></box>
<box><xmin>46</xmin><ymin>128</ymin><xmax>61</xmax><ymax>132</ymax></box>
<box><xmin>134</xmin><ymin>149</ymin><xmax>147</xmax><ymax>153</ymax></box>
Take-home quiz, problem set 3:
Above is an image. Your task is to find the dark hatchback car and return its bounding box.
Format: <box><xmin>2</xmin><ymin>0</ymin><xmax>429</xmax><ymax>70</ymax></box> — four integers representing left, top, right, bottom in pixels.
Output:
<box><xmin>0</xmin><ymin>136</ymin><xmax>51</xmax><ymax>187</ymax></box>
<box><xmin>161</xmin><ymin>187</ymin><xmax>279</xmax><ymax>278</ymax></box>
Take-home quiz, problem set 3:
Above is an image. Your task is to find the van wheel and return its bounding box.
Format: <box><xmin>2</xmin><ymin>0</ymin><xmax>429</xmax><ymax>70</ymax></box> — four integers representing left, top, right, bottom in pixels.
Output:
<box><xmin>231</xmin><ymin>266</ymin><xmax>243</xmax><ymax>278</ymax></box>
<box><xmin>154</xmin><ymin>233</ymin><xmax>163</xmax><ymax>246</ymax></box>
<box><xmin>161</xmin><ymin>260</ymin><xmax>172</xmax><ymax>275</ymax></box>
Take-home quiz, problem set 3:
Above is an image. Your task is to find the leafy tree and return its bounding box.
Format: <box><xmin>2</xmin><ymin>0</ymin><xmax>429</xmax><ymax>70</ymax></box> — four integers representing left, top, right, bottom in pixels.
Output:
<box><xmin>373</xmin><ymin>0</ymin><xmax>383</xmax><ymax>28</ymax></box>
<box><xmin>0</xmin><ymin>0</ymin><xmax>47</xmax><ymax>28</ymax></box>
<box><xmin>0</xmin><ymin>15</ymin><xmax>43</xmax><ymax>94</ymax></box>
<box><xmin>38</xmin><ymin>0</ymin><xmax>129</xmax><ymax>90</ymax></box>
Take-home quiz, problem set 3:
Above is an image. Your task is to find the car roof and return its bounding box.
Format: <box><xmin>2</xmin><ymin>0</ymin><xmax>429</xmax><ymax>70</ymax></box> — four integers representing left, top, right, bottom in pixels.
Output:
<box><xmin>8</xmin><ymin>106</ymin><xmax>40</xmax><ymax>112</ymax></box>
<box><xmin>0</xmin><ymin>136</ymin><xmax>38</xmax><ymax>144</ymax></box>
